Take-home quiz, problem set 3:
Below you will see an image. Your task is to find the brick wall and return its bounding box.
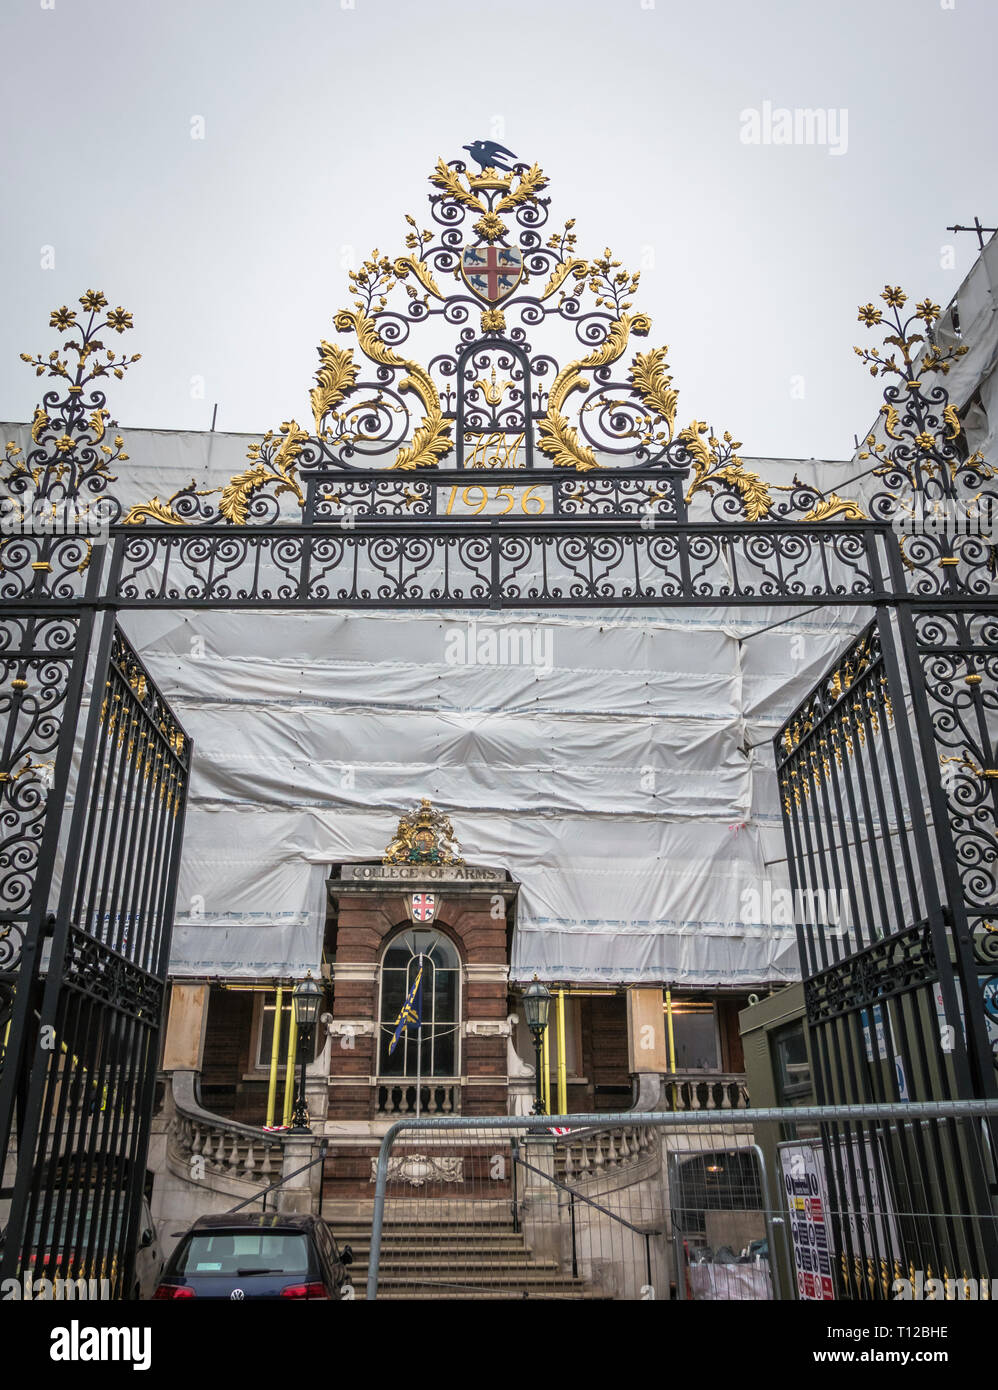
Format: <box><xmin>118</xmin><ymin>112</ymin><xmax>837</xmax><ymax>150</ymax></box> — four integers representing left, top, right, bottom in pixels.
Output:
<box><xmin>327</xmin><ymin>890</ymin><xmax>510</xmax><ymax>1123</ymax></box>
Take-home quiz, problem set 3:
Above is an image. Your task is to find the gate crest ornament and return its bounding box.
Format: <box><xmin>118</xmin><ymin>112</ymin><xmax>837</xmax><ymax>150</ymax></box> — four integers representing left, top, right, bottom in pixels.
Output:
<box><xmin>1</xmin><ymin>150</ymin><xmax>990</xmax><ymax>558</ymax></box>
<box><xmin>86</xmin><ymin>144</ymin><xmax>898</xmax><ymax>522</ymax></box>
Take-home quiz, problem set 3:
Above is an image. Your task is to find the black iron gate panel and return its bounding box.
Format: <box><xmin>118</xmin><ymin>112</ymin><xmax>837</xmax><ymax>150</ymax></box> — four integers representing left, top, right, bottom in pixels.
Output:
<box><xmin>898</xmin><ymin>606</ymin><xmax>998</xmax><ymax>1095</ymax></box>
<box><xmin>775</xmin><ymin>611</ymin><xmax>998</xmax><ymax>1292</ymax></box>
<box><xmin>0</xmin><ymin>610</ymin><xmax>96</xmax><ymax>1148</ymax></box>
<box><xmin>0</xmin><ymin>621</ymin><xmax>190</xmax><ymax>1296</ymax></box>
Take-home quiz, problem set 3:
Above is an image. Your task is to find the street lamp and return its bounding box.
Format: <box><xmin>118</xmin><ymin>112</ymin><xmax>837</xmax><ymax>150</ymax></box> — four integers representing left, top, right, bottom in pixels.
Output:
<box><xmin>289</xmin><ymin>973</ymin><xmax>323</xmax><ymax>1133</ymax></box>
<box><xmin>521</xmin><ymin>976</ymin><xmax>551</xmax><ymax>1116</ymax></box>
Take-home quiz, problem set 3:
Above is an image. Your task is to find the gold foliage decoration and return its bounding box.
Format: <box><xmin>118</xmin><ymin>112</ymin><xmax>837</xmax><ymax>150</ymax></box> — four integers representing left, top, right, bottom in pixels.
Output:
<box><xmin>333</xmin><ymin>308</ymin><xmax>451</xmax><ymax>470</ymax></box>
<box><xmin>121</xmin><ymin>495</ymin><xmax>188</xmax><ymax>526</ymax></box>
<box><xmin>629</xmin><ymin>346</ymin><xmax>679</xmax><ymax>444</ymax></box>
<box><xmin>537</xmin><ymin>408</ymin><xmax>600</xmax><ymax>472</ymax></box>
<box><xmin>801</xmin><ymin>493</ymin><xmax>868</xmax><ymax>522</ymax></box>
<box><xmin>538</xmin><ymin>258</ymin><xmax>588</xmax><ymax>303</ymax></box>
<box><xmin>429</xmin><ymin>158</ymin><xmax>486</xmax><ymax>213</ymax></box>
<box><xmin>310</xmin><ymin>341</ymin><xmax>360</xmax><ymax>433</ymax></box>
<box><xmin>679</xmin><ymin>422</ymin><xmax>773</xmax><ymax>520</ymax></box>
<box><xmin>221</xmin><ymin>420</ymin><xmax>307</xmax><ymax>521</ymax></box>
<box><xmin>539</xmin><ymin>247</ymin><xmax>656</xmax><ymax>469</ymax></box>
<box><xmin>392</xmin><ymin>255</ymin><xmax>445</xmax><ymax>302</ymax></box>
<box><xmin>123</xmin><ymin>421</ymin><xmax>307</xmax><ymax>526</ymax></box>
<box><xmin>494</xmin><ymin>163</ymin><xmax>548</xmax><ymax>212</ymax></box>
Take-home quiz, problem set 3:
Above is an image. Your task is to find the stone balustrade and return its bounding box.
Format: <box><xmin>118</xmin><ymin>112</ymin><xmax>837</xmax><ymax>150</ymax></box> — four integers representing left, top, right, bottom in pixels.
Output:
<box><xmin>667</xmin><ymin>1072</ymin><xmax>750</xmax><ymax>1112</ymax></box>
<box><xmin>559</xmin><ymin>1124</ymin><xmax>660</xmax><ymax>1181</ymax></box>
<box><xmin>375</xmin><ymin>1081</ymin><xmax>460</xmax><ymax>1116</ymax></box>
<box><xmin>166</xmin><ymin>1071</ymin><xmax>284</xmax><ymax>1192</ymax></box>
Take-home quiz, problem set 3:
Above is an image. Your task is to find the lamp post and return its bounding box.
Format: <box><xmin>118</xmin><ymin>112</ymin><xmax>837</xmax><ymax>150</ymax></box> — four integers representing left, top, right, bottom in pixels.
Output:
<box><xmin>521</xmin><ymin>977</ymin><xmax>551</xmax><ymax>1116</ymax></box>
<box><xmin>289</xmin><ymin>973</ymin><xmax>323</xmax><ymax>1133</ymax></box>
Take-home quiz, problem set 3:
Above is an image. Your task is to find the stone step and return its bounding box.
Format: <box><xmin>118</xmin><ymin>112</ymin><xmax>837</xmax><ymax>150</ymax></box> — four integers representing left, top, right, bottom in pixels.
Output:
<box><xmin>349</xmin><ymin>1256</ymin><xmax>564</xmax><ymax>1271</ymax></box>
<box><xmin>355</xmin><ymin>1260</ymin><xmax>581</xmax><ymax>1279</ymax></box>
<box><xmin>336</xmin><ymin>1228</ymin><xmax>522</xmax><ymax>1239</ymax></box>
<box><xmin>353</xmin><ymin>1257</ymin><xmax>564</xmax><ymax>1273</ymax></box>
<box><xmin>373</xmin><ymin>1276</ymin><xmax>591</xmax><ymax>1292</ymax></box>
<box><xmin>358</xmin><ymin>1284</ymin><xmax>608</xmax><ymax>1295</ymax></box>
<box><xmin>336</xmin><ymin>1239</ymin><xmax>528</xmax><ymax>1251</ymax></box>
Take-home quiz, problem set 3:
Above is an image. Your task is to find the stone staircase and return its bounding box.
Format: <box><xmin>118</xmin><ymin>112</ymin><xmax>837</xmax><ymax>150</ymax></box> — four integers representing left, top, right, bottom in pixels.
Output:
<box><xmin>328</xmin><ymin>1214</ymin><xmax>602</xmax><ymax>1300</ymax></box>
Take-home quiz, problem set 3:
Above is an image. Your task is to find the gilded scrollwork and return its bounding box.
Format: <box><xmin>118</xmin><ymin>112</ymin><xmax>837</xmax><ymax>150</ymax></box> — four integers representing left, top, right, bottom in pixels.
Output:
<box><xmin>122</xmin><ymin>421</ymin><xmax>308</xmax><ymax>526</ymax></box>
<box><xmin>7</xmin><ymin>170</ymin><xmax>985</xmax><ymax>546</ymax></box>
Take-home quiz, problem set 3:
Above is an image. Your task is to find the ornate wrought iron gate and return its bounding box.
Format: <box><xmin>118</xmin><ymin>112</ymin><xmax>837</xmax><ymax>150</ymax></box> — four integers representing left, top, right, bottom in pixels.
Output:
<box><xmin>1</xmin><ymin>150</ymin><xmax>996</xmax><ymax>1297</ymax></box>
<box><xmin>774</xmin><ymin>609</ymin><xmax>998</xmax><ymax>1286</ymax></box>
<box><xmin>0</xmin><ymin>618</ymin><xmax>189</xmax><ymax>1295</ymax></box>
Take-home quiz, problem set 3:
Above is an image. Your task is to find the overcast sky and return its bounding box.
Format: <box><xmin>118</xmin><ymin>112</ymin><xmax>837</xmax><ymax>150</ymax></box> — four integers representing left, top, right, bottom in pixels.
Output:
<box><xmin>2</xmin><ymin>0</ymin><xmax>996</xmax><ymax>460</ymax></box>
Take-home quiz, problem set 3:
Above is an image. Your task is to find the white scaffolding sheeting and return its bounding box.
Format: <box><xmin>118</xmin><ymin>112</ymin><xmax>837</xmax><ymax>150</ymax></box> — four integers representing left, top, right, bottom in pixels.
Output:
<box><xmin>117</xmin><ymin>601</ymin><xmax>866</xmax><ymax>984</ymax></box>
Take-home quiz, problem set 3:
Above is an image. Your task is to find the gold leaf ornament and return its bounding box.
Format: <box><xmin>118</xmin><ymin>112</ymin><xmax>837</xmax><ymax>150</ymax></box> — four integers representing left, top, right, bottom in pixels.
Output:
<box><xmin>333</xmin><ymin>309</ymin><xmax>451</xmax><ymax>469</ymax></box>
<box><xmin>121</xmin><ymin>495</ymin><xmax>188</xmax><ymax>526</ymax></box>
<box><xmin>880</xmin><ymin>403</ymin><xmax>902</xmax><ymax>440</ymax></box>
<box><xmin>679</xmin><ymin>421</ymin><xmax>772</xmax><ymax>519</ymax></box>
<box><xmin>429</xmin><ymin>158</ymin><xmax>485</xmax><ymax>213</ymax></box>
<box><xmin>539</xmin><ymin>258</ymin><xmax>589</xmax><ymax>303</ymax></box>
<box><xmin>392</xmin><ymin>256</ymin><xmax>445</xmax><ymax>302</ymax></box>
<box><xmin>629</xmin><ymin>346</ymin><xmax>678</xmax><ymax>443</ymax></box>
<box><xmin>219</xmin><ymin>463</ymin><xmax>270</xmax><ymax>524</ymax></box>
<box><xmin>801</xmin><ymin>493</ymin><xmax>867</xmax><ymax>522</ymax></box>
<box><xmin>537</xmin><ymin>408</ymin><xmax>600</xmax><ymax>472</ymax></box>
<box><xmin>713</xmin><ymin>465</ymin><xmax>771</xmax><ymax>521</ymax></box>
<box><xmin>309</xmin><ymin>341</ymin><xmax>360</xmax><ymax>433</ymax></box>
<box><xmin>494</xmin><ymin>162</ymin><xmax>548</xmax><ymax>212</ymax></box>
<box><xmin>677</xmin><ymin>420</ymin><xmax>712</xmax><ymax>476</ymax></box>
<box><xmin>537</xmin><ymin>313</ymin><xmax>652</xmax><ymax>471</ymax></box>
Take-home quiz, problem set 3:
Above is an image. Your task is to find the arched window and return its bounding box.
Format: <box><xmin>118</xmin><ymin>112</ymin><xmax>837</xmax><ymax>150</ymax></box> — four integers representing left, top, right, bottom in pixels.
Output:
<box><xmin>378</xmin><ymin>928</ymin><xmax>461</xmax><ymax>1078</ymax></box>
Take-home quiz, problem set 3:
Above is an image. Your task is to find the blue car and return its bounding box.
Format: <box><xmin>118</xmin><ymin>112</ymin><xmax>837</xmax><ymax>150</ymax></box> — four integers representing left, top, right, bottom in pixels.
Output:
<box><xmin>154</xmin><ymin>1212</ymin><xmax>353</xmax><ymax>1300</ymax></box>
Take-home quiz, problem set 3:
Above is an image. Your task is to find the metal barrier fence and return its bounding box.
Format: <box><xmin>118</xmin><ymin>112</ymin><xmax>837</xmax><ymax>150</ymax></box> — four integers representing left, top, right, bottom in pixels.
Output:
<box><xmin>366</xmin><ymin>1101</ymin><xmax>998</xmax><ymax>1301</ymax></box>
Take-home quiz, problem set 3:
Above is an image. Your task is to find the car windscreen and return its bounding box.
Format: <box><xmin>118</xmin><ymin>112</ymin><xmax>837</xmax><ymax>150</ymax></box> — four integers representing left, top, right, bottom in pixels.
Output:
<box><xmin>175</xmin><ymin>1231</ymin><xmax>311</xmax><ymax>1277</ymax></box>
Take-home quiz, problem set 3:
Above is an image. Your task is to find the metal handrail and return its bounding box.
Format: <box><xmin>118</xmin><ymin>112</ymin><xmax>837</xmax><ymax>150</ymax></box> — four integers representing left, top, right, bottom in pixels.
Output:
<box><xmin>512</xmin><ymin>1142</ymin><xmax>660</xmax><ymax>1289</ymax></box>
<box><xmin>225</xmin><ymin>1140</ymin><xmax>328</xmax><ymax>1214</ymax></box>
<box><xmin>366</xmin><ymin>1099</ymin><xmax>998</xmax><ymax>1300</ymax></box>
<box><xmin>510</xmin><ymin>1146</ymin><xmax>661</xmax><ymax>1240</ymax></box>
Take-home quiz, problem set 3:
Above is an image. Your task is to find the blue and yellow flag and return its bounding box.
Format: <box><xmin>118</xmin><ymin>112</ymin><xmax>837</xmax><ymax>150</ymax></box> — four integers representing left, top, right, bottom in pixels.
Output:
<box><xmin>388</xmin><ymin>967</ymin><xmax>423</xmax><ymax>1055</ymax></box>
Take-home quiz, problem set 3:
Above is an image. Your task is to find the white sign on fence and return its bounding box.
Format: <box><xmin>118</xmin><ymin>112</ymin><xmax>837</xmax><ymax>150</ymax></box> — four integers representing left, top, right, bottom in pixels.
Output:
<box><xmin>779</xmin><ymin>1134</ymin><xmax>901</xmax><ymax>1302</ymax></box>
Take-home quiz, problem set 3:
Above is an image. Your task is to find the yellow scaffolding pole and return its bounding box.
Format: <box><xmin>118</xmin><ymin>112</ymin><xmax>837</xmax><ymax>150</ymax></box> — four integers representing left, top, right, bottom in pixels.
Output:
<box><xmin>282</xmin><ymin>1001</ymin><xmax>298</xmax><ymax>1127</ymax></box>
<box><xmin>556</xmin><ymin>989</ymin><xmax>567</xmax><ymax>1115</ymax></box>
<box><xmin>265</xmin><ymin>984</ymin><xmax>283</xmax><ymax>1128</ymax></box>
<box><xmin>541</xmin><ymin>1022</ymin><xmax>551</xmax><ymax>1115</ymax></box>
<box><xmin>665</xmin><ymin>987</ymin><xmax>677</xmax><ymax>1109</ymax></box>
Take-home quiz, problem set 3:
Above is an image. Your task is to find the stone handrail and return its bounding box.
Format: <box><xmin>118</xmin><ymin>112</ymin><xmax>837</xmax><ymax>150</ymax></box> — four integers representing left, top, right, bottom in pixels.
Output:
<box><xmin>166</xmin><ymin>1071</ymin><xmax>284</xmax><ymax>1193</ymax></box>
<box><xmin>667</xmin><ymin>1072</ymin><xmax>749</xmax><ymax>1112</ymax></box>
<box><xmin>376</xmin><ymin>1081</ymin><xmax>459</xmax><ymax>1116</ymax></box>
<box><xmin>559</xmin><ymin>1124</ymin><xmax>660</xmax><ymax>1183</ymax></box>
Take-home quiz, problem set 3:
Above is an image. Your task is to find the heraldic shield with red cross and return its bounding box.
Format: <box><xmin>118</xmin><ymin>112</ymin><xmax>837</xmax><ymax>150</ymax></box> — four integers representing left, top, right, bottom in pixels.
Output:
<box><xmin>410</xmin><ymin>893</ymin><xmax>436</xmax><ymax>923</ymax></box>
<box><xmin>460</xmin><ymin>244</ymin><xmax>523</xmax><ymax>302</ymax></box>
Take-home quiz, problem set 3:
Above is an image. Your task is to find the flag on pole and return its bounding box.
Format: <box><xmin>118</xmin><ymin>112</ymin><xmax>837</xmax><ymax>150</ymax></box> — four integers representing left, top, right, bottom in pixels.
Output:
<box><xmin>388</xmin><ymin>967</ymin><xmax>423</xmax><ymax>1055</ymax></box>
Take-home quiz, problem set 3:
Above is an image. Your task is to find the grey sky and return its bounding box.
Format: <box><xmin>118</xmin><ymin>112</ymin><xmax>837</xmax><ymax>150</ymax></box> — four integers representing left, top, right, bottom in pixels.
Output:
<box><xmin>2</xmin><ymin>0</ymin><xmax>995</xmax><ymax>460</ymax></box>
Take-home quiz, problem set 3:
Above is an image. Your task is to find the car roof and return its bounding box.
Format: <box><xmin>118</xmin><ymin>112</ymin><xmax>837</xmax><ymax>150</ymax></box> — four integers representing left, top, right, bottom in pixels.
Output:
<box><xmin>186</xmin><ymin>1212</ymin><xmax>321</xmax><ymax>1232</ymax></box>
